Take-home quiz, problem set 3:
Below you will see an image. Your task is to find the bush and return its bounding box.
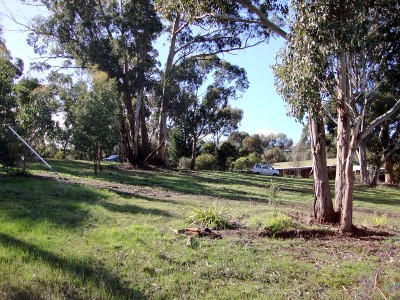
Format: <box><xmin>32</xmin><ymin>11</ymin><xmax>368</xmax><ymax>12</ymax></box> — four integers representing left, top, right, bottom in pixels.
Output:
<box><xmin>232</xmin><ymin>153</ymin><xmax>261</xmax><ymax>171</ymax></box>
<box><xmin>54</xmin><ymin>150</ymin><xmax>65</xmax><ymax>160</ymax></box>
<box><xmin>178</xmin><ymin>157</ymin><xmax>192</xmax><ymax>170</ymax></box>
<box><xmin>195</xmin><ymin>153</ymin><xmax>217</xmax><ymax>170</ymax></box>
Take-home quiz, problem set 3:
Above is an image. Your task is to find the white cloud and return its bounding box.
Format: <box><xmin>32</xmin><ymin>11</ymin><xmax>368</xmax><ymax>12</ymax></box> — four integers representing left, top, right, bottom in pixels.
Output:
<box><xmin>255</xmin><ymin>128</ymin><xmax>276</xmax><ymax>136</ymax></box>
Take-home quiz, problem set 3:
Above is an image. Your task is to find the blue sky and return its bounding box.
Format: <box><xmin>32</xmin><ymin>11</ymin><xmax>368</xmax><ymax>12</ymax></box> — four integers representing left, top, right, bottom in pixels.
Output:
<box><xmin>0</xmin><ymin>0</ymin><xmax>303</xmax><ymax>143</ymax></box>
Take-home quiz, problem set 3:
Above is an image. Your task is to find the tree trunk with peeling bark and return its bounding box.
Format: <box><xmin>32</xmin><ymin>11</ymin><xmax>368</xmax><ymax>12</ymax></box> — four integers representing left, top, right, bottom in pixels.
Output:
<box><xmin>335</xmin><ymin>51</ymin><xmax>350</xmax><ymax>217</ymax></box>
<box><xmin>357</xmin><ymin>140</ymin><xmax>369</xmax><ymax>186</ymax></box>
<box><xmin>309</xmin><ymin>110</ymin><xmax>337</xmax><ymax>223</ymax></box>
<box><xmin>140</xmin><ymin>98</ymin><xmax>151</xmax><ymax>161</ymax></box>
<box><xmin>155</xmin><ymin>13</ymin><xmax>181</xmax><ymax>165</ymax></box>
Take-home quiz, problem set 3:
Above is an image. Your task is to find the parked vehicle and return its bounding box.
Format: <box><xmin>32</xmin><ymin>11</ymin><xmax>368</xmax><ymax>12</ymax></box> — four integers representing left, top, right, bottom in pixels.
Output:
<box><xmin>252</xmin><ymin>163</ymin><xmax>279</xmax><ymax>176</ymax></box>
<box><xmin>104</xmin><ymin>154</ymin><xmax>121</xmax><ymax>162</ymax></box>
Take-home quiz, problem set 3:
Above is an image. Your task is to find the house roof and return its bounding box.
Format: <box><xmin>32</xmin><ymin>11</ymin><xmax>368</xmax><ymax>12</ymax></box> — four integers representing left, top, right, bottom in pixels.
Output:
<box><xmin>273</xmin><ymin>158</ymin><xmax>337</xmax><ymax>170</ymax></box>
<box><xmin>273</xmin><ymin>158</ymin><xmax>361</xmax><ymax>170</ymax></box>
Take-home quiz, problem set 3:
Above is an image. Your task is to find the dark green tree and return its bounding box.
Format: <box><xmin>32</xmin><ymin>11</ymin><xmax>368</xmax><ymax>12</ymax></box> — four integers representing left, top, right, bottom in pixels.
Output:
<box><xmin>216</xmin><ymin>141</ymin><xmax>238</xmax><ymax>170</ymax></box>
<box><xmin>241</xmin><ymin>135</ymin><xmax>263</xmax><ymax>156</ymax></box>
<box><xmin>167</xmin><ymin>127</ymin><xmax>193</xmax><ymax>165</ymax></box>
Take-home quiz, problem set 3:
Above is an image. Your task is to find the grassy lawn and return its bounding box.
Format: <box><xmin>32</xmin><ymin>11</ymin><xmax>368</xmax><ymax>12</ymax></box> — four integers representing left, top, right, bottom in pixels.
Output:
<box><xmin>0</xmin><ymin>159</ymin><xmax>399</xmax><ymax>299</ymax></box>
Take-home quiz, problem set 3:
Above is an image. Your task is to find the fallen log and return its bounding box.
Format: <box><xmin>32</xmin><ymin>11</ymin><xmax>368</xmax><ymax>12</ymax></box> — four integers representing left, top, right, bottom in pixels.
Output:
<box><xmin>173</xmin><ymin>227</ymin><xmax>221</xmax><ymax>239</ymax></box>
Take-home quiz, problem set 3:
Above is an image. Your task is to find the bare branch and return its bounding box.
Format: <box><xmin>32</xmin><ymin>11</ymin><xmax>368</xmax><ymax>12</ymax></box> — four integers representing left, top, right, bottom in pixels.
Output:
<box><xmin>233</xmin><ymin>0</ymin><xmax>287</xmax><ymax>39</ymax></box>
<box><xmin>358</xmin><ymin>98</ymin><xmax>400</xmax><ymax>143</ymax></box>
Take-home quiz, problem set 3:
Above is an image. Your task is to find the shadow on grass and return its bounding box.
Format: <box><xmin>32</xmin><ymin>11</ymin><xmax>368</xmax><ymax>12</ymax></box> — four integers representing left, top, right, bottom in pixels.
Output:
<box><xmin>354</xmin><ymin>186</ymin><xmax>400</xmax><ymax>206</ymax></box>
<box><xmin>0</xmin><ymin>233</ymin><xmax>145</xmax><ymax>299</ymax></box>
<box><xmin>99</xmin><ymin>201</ymin><xmax>175</xmax><ymax>217</ymax></box>
<box><xmin>31</xmin><ymin>160</ymin><xmax>319</xmax><ymax>203</ymax></box>
<box><xmin>1</xmin><ymin>285</ymin><xmax>46</xmax><ymax>300</ymax></box>
<box><xmin>0</xmin><ymin>176</ymin><xmax>175</xmax><ymax>229</ymax></box>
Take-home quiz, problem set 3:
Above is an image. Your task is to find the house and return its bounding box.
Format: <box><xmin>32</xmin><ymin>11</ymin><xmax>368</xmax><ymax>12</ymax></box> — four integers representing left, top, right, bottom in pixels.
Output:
<box><xmin>273</xmin><ymin>158</ymin><xmax>360</xmax><ymax>179</ymax></box>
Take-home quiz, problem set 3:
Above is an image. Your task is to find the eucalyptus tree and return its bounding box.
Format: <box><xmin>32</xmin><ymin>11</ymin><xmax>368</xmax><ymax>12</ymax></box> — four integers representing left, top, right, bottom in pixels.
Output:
<box><xmin>156</xmin><ymin>0</ymin><xmax>338</xmax><ymax>223</ymax></box>
<box><xmin>153</xmin><ymin>0</ymin><xmax>287</xmax><ymax>165</ymax></box>
<box><xmin>209</xmin><ymin>106</ymin><xmax>243</xmax><ymax>146</ymax></box>
<box><xmin>46</xmin><ymin>71</ymin><xmax>87</xmax><ymax>158</ymax></box>
<box><xmin>0</xmin><ymin>27</ymin><xmax>20</xmax><ymax>128</ymax></box>
<box><xmin>274</xmin><ymin>11</ymin><xmax>337</xmax><ymax>222</ymax></box>
<box><xmin>14</xmin><ymin>77</ymin><xmax>60</xmax><ymax>154</ymax></box>
<box><xmin>367</xmin><ymin>83</ymin><xmax>400</xmax><ymax>185</ymax></box>
<box><xmin>275</xmin><ymin>0</ymin><xmax>400</xmax><ymax>232</ymax></box>
<box><xmin>28</xmin><ymin>0</ymin><xmax>162</xmax><ymax>165</ymax></box>
<box><xmin>170</xmin><ymin>56</ymin><xmax>248</xmax><ymax>169</ymax></box>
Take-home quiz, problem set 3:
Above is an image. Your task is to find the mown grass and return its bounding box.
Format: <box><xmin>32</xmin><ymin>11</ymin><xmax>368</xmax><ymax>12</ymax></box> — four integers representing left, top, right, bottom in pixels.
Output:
<box><xmin>0</xmin><ymin>159</ymin><xmax>399</xmax><ymax>299</ymax></box>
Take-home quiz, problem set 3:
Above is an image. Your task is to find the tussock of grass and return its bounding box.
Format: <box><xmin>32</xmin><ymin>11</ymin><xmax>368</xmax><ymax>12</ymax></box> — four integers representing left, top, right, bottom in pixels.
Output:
<box><xmin>370</xmin><ymin>212</ymin><xmax>388</xmax><ymax>228</ymax></box>
<box><xmin>248</xmin><ymin>212</ymin><xmax>297</xmax><ymax>232</ymax></box>
<box><xmin>187</xmin><ymin>204</ymin><xmax>233</xmax><ymax>229</ymax></box>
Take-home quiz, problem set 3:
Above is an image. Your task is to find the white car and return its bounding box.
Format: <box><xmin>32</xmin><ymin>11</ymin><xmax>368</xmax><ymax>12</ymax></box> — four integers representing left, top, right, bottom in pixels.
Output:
<box><xmin>252</xmin><ymin>163</ymin><xmax>279</xmax><ymax>176</ymax></box>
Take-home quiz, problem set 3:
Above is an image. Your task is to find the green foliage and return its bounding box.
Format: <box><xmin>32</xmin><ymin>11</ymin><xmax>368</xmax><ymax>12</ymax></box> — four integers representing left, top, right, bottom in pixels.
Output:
<box><xmin>0</xmin><ymin>33</ymin><xmax>25</xmax><ymax>173</ymax></box>
<box><xmin>262</xmin><ymin>147</ymin><xmax>287</xmax><ymax>163</ymax></box>
<box><xmin>241</xmin><ymin>134</ymin><xmax>263</xmax><ymax>156</ymax></box>
<box><xmin>72</xmin><ymin>72</ymin><xmax>120</xmax><ymax>161</ymax></box>
<box><xmin>232</xmin><ymin>153</ymin><xmax>261</xmax><ymax>171</ymax></box>
<box><xmin>14</xmin><ymin>78</ymin><xmax>60</xmax><ymax>152</ymax></box>
<box><xmin>178</xmin><ymin>157</ymin><xmax>192</xmax><ymax>170</ymax></box>
<box><xmin>195</xmin><ymin>153</ymin><xmax>217</xmax><ymax>170</ymax></box>
<box><xmin>248</xmin><ymin>212</ymin><xmax>295</xmax><ymax>233</ymax></box>
<box><xmin>216</xmin><ymin>141</ymin><xmax>238</xmax><ymax>171</ymax></box>
<box><xmin>200</xmin><ymin>142</ymin><xmax>217</xmax><ymax>155</ymax></box>
<box><xmin>168</xmin><ymin>128</ymin><xmax>192</xmax><ymax>165</ymax></box>
<box><xmin>187</xmin><ymin>204</ymin><xmax>232</xmax><ymax>229</ymax></box>
<box><xmin>170</xmin><ymin>56</ymin><xmax>248</xmax><ymax>169</ymax></box>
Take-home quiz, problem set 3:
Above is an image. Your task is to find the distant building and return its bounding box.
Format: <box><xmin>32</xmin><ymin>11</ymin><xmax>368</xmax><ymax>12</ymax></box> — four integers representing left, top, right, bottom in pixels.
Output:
<box><xmin>273</xmin><ymin>158</ymin><xmax>360</xmax><ymax>179</ymax></box>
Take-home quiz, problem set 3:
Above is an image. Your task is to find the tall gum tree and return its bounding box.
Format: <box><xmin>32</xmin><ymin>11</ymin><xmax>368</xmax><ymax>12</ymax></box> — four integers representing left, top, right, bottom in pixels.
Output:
<box><xmin>158</xmin><ymin>0</ymin><xmax>337</xmax><ymax>222</ymax></box>
<box><xmin>27</xmin><ymin>0</ymin><xmax>162</xmax><ymax>165</ymax></box>
<box><xmin>153</xmin><ymin>0</ymin><xmax>286</xmax><ymax>165</ymax></box>
<box><xmin>277</xmin><ymin>0</ymin><xmax>400</xmax><ymax>232</ymax></box>
<box><xmin>168</xmin><ymin>56</ymin><xmax>248</xmax><ymax>169</ymax></box>
<box><xmin>274</xmin><ymin>30</ymin><xmax>337</xmax><ymax>222</ymax></box>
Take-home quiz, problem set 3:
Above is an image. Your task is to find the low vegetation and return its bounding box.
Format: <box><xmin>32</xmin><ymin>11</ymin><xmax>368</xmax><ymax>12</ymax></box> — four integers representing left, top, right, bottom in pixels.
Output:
<box><xmin>0</xmin><ymin>159</ymin><xmax>399</xmax><ymax>299</ymax></box>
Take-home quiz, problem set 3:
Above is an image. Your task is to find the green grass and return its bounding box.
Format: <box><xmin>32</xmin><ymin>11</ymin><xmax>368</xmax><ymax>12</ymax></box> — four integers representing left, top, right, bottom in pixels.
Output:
<box><xmin>0</xmin><ymin>159</ymin><xmax>399</xmax><ymax>299</ymax></box>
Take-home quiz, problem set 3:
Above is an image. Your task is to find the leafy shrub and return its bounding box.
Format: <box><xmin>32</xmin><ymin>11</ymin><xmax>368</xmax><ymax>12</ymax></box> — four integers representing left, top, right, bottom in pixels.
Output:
<box><xmin>248</xmin><ymin>212</ymin><xmax>295</xmax><ymax>233</ymax></box>
<box><xmin>231</xmin><ymin>153</ymin><xmax>261</xmax><ymax>171</ymax></box>
<box><xmin>195</xmin><ymin>153</ymin><xmax>217</xmax><ymax>170</ymax></box>
<box><xmin>178</xmin><ymin>157</ymin><xmax>192</xmax><ymax>170</ymax></box>
<box><xmin>54</xmin><ymin>150</ymin><xmax>65</xmax><ymax>160</ymax></box>
<box><xmin>188</xmin><ymin>204</ymin><xmax>232</xmax><ymax>229</ymax></box>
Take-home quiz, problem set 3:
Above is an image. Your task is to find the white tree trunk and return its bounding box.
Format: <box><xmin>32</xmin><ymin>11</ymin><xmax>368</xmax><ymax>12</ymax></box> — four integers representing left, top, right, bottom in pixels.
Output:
<box><xmin>156</xmin><ymin>13</ymin><xmax>181</xmax><ymax>164</ymax></box>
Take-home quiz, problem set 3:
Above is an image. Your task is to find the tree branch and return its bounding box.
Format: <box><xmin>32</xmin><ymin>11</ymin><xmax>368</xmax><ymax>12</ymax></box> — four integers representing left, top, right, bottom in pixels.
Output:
<box><xmin>233</xmin><ymin>0</ymin><xmax>287</xmax><ymax>39</ymax></box>
<box><xmin>358</xmin><ymin>98</ymin><xmax>400</xmax><ymax>143</ymax></box>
